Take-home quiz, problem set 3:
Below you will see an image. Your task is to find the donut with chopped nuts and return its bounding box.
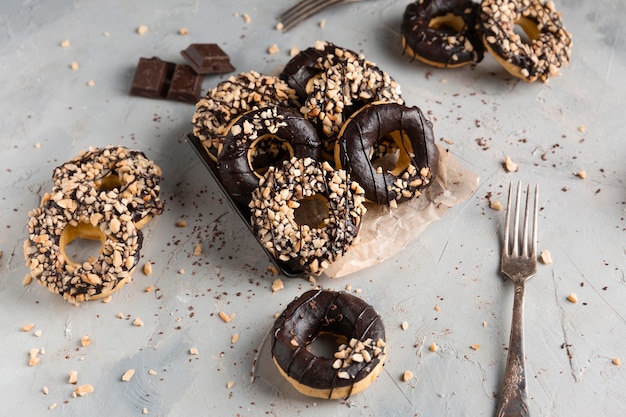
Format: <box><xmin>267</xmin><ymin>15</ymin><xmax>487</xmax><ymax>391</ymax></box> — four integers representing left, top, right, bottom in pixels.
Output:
<box><xmin>249</xmin><ymin>157</ymin><xmax>366</xmax><ymax>275</ymax></box>
<box><xmin>52</xmin><ymin>146</ymin><xmax>163</xmax><ymax>229</ymax></box>
<box><xmin>218</xmin><ymin>106</ymin><xmax>322</xmax><ymax>204</ymax></box>
<box><xmin>335</xmin><ymin>101</ymin><xmax>439</xmax><ymax>206</ymax></box>
<box><xmin>192</xmin><ymin>71</ymin><xmax>298</xmax><ymax>156</ymax></box>
<box><xmin>478</xmin><ymin>0</ymin><xmax>572</xmax><ymax>82</ymax></box>
<box><xmin>271</xmin><ymin>289</ymin><xmax>386</xmax><ymax>399</ymax></box>
<box><xmin>401</xmin><ymin>0</ymin><xmax>484</xmax><ymax>68</ymax></box>
<box><xmin>23</xmin><ymin>190</ymin><xmax>143</xmax><ymax>305</ymax></box>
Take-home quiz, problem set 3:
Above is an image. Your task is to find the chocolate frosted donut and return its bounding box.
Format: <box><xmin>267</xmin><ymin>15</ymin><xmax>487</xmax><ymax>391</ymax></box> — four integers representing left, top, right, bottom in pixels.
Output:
<box><xmin>24</xmin><ymin>190</ymin><xmax>143</xmax><ymax>305</ymax></box>
<box><xmin>192</xmin><ymin>71</ymin><xmax>298</xmax><ymax>154</ymax></box>
<box><xmin>479</xmin><ymin>0</ymin><xmax>572</xmax><ymax>82</ymax></box>
<box><xmin>249</xmin><ymin>157</ymin><xmax>366</xmax><ymax>275</ymax></box>
<box><xmin>335</xmin><ymin>101</ymin><xmax>439</xmax><ymax>207</ymax></box>
<box><xmin>52</xmin><ymin>146</ymin><xmax>163</xmax><ymax>229</ymax></box>
<box><xmin>271</xmin><ymin>289</ymin><xmax>386</xmax><ymax>399</ymax></box>
<box><xmin>401</xmin><ymin>0</ymin><xmax>484</xmax><ymax>68</ymax></box>
<box><xmin>218</xmin><ymin>106</ymin><xmax>322</xmax><ymax>204</ymax></box>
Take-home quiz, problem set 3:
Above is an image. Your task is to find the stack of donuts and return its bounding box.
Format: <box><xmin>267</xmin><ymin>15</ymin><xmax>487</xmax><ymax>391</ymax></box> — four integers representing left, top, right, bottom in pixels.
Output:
<box><xmin>192</xmin><ymin>41</ymin><xmax>440</xmax><ymax>275</ymax></box>
<box><xmin>401</xmin><ymin>0</ymin><xmax>573</xmax><ymax>82</ymax></box>
<box><xmin>23</xmin><ymin>146</ymin><xmax>163</xmax><ymax>305</ymax></box>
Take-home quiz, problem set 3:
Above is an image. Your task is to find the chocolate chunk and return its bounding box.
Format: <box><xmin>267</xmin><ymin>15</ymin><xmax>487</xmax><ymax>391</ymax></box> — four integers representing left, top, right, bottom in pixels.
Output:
<box><xmin>130</xmin><ymin>57</ymin><xmax>202</xmax><ymax>104</ymax></box>
<box><xmin>180</xmin><ymin>44</ymin><xmax>235</xmax><ymax>75</ymax></box>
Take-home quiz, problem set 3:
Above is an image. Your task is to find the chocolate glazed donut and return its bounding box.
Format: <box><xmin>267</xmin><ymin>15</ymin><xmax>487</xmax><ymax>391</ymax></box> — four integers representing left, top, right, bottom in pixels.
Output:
<box><xmin>335</xmin><ymin>101</ymin><xmax>439</xmax><ymax>206</ymax></box>
<box><xmin>271</xmin><ymin>289</ymin><xmax>386</xmax><ymax>399</ymax></box>
<box><xmin>218</xmin><ymin>106</ymin><xmax>322</xmax><ymax>204</ymax></box>
<box><xmin>401</xmin><ymin>0</ymin><xmax>484</xmax><ymax>68</ymax></box>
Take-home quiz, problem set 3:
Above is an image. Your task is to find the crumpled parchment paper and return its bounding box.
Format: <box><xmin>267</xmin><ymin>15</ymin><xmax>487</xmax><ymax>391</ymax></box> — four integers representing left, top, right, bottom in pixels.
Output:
<box><xmin>324</xmin><ymin>146</ymin><xmax>479</xmax><ymax>278</ymax></box>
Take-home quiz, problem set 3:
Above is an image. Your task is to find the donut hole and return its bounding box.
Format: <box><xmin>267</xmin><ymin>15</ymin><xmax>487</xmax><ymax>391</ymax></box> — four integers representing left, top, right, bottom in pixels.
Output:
<box><xmin>293</xmin><ymin>194</ymin><xmax>329</xmax><ymax>229</ymax></box>
<box><xmin>370</xmin><ymin>130</ymin><xmax>414</xmax><ymax>177</ymax></box>
<box><xmin>514</xmin><ymin>17</ymin><xmax>541</xmax><ymax>45</ymax></box>
<box><xmin>96</xmin><ymin>174</ymin><xmax>124</xmax><ymax>192</ymax></box>
<box><xmin>59</xmin><ymin>222</ymin><xmax>106</xmax><ymax>266</ymax></box>
<box><xmin>307</xmin><ymin>332</ymin><xmax>347</xmax><ymax>358</ymax></box>
<box><xmin>428</xmin><ymin>13</ymin><xmax>466</xmax><ymax>34</ymax></box>
<box><xmin>248</xmin><ymin>135</ymin><xmax>294</xmax><ymax>178</ymax></box>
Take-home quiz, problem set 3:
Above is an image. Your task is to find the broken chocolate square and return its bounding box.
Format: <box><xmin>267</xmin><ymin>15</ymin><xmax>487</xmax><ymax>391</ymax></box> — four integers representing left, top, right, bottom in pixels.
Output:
<box><xmin>130</xmin><ymin>57</ymin><xmax>202</xmax><ymax>104</ymax></box>
<box><xmin>180</xmin><ymin>43</ymin><xmax>235</xmax><ymax>75</ymax></box>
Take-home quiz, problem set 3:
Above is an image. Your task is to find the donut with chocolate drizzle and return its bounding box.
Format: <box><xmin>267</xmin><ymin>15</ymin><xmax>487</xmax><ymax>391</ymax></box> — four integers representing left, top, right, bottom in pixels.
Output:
<box><xmin>271</xmin><ymin>289</ymin><xmax>386</xmax><ymax>399</ymax></box>
<box><xmin>249</xmin><ymin>157</ymin><xmax>366</xmax><ymax>275</ymax></box>
<box><xmin>478</xmin><ymin>0</ymin><xmax>572</xmax><ymax>82</ymax></box>
<box><xmin>335</xmin><ymin>101</ymin><xmax>439</xmax><ymax>207</ymax></box>
<box><xmin>401</xmin><ymin>0</ymin><xmax>484</xmax><ymax>68</ymax></box>
<box><xmin>218</xmin><ymin>106</ymin><xmax>322</xmax><ymax>205</ymax></box>
<box><xmin>52</xmin><ymin>146</ymin><xmax>163</xmax><ymax>229</ymax></box>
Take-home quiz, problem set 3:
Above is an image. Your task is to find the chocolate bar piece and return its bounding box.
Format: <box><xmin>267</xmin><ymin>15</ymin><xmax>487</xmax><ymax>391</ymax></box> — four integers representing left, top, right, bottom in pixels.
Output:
<box><xmin>130</xmin><ymin>57</ymin><xmax>202</xmax><ymax>104</ymax></box>
<box><xmin>180</xmin><ymin>44</ymin><xmax>235</xmax><ymax>75</ymax></box>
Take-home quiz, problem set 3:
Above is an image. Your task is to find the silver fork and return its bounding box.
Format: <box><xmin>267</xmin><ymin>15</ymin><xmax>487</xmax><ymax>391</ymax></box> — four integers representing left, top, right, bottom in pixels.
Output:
<box><xmin>278</xmin><ymin>0</ymin><xmax>364</xmax><ymax>32</ymax></box>
<box><xmin>497</xmin><ymin>182</ymin><xmax>539</xmax><ymax>417</ymax></box>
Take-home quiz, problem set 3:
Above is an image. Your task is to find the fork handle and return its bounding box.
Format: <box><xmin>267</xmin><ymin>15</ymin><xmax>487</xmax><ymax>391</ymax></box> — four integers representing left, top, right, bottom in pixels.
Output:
<box><xmin>496</xmin><ymin>282</ymin><xmax>530</xmax><ymax>417</ymax></box>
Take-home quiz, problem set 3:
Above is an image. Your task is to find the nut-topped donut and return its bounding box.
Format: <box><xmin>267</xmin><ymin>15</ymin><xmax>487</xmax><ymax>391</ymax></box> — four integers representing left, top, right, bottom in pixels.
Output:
<box><xmin>218</xmin><ymin>106</ymin><xmax>322</xmax><ymax>204</ymax></box>
<box><xmin>401</xmin><ymin>0</ymin><xmax>485</xmax><ymax>68</ymax></box>
<box><xmin>23</xmin><ymin>190</ymin><xmax>143</xmax><ymax>305</ymax></box>
<box><xmin>249</xmin><ymin>157</ymin><xmax>366</xmax><ymax>275</ymax></box>
<box><xmin>192</xmin><ymin>71</ymin><xmax>298</xmax><ymax>156</ymax></box>
<box><xmin>335</xmin><ymin>101</ymin><xmax>439</xmax><ymax>207</ymax></box>
<box><xmin>271</xmin><ymin>289</ymin><xmax>386</xmax><ymax>399</ymax></box>
<box><xmin>52</xmin><ymin>146</ymin><xmax>163</xmax><ymax>229</ymax></box>
<box><xmin>479</xmin><ymin>0</ymin><xmax>572</xmax><ymax>82</ymax></box>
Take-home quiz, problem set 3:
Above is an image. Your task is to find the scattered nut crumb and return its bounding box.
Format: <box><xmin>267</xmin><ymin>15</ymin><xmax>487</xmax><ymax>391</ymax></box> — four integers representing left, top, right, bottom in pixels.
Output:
<box><xmin>23</xmin><ymin>274</ymin><xmax>33</xmax><ymax>285</ymax></box>
<box><xmin>143</xmin><ymin>263</ymin><xmax>152</xmax><ymax>276</ymax></box>
<box><xmin>60</xmin><ymin>39</ymin><xmax>71</xmax><ymax>48</ymax></box>
<box><xmin>429</xmin><ymin>343</ymin><xmax>438</xmax><ymax>352</ymax></box>
<box><xmin>142</xmin><ymin>408</ymin><xmax>148</xmax><ymax>415</ymax></box>
<box><xmin>490</xmin><ymin>200</ymin><xmax>503</xmax><ymax>211</ymax></box>
<box><xmin>275</xmin><ymin>22</ymin><xmax>284</xmax><ymax>31</ymax></box>
<box><xmin>354</xmin><ymin>288</ymin><xmax>361</xmax><ymax>294</ymax></box>
<box><xmin>43</xmin><ymin>386</ymin><xmax>49</xmax><ymax>395</ymax></box>
<box><xmin>612</xmin><ymin>357</ymin><xmax>621</xmax><ymax>366</ymax></box>
<box><xmin>70</xmin><ymin>61</ymin><xmax>79</xmax><ymax>71</ymax></box>
<box><xmin>268</xmin><ymin>44</ymin><xmax>280</xmax><ymax>55</ymax></box>
<box><xmin>402</xmin><ymin>370</ymin><xmax>414</xmax><ymax>382</ymax></box>
<box><xmin>319</xmin><ymin>19</ymin><xmax>326</xmax><ymax>28</ymax></box>
<box><xmin>226</xmin><ymin>381</ymin><xmax>236</xmax><ymax>389</ymax></box>
<box><xmin>28</xmin><ymin>348</ymin><xmax>41</xmax><ymax>366</ymax></box>
<box><xmin>102</xmin><ymin>295</ymin><xmax>112</xmax><ymax>303</ymax></box>
<box><xmin>74</xmin><ymin>384</ymin><xmax>94</xmax><ymax>396</ymax></box>
<box><xmin>482</xmin><ymin>321</ymin><xmax>488</xmax><ymax>327</ymax></box>
<box><xmin>470</xmin><ymin>344</ymin><xmax>481</xmax><ymax>350</ymax></box>
<box><xmin>218</xmin><ymin>311</ymin><xmax>233</xmax><ymax>323</ymax></box>
<box><xmin>289</xmin><ymin>46</ymin><xmax>300</xmax><ymax>57</ymax></box>
<box><xmin>345</xmin><ymin>284</ymin><xmax>352</xmax><ymax>291</ymax></box>
<box><xmin>81</xmin><ymin>335</ymin><xmax>91</xmax><ymax>347</ymax></box>
<box><xmin>21</xmin><ymin>323</ymin><xmax>35</xmax><ymax>332</ymax></box>
<box><xmin>575</xmin><ymin>170</ymin><xmax>586</xmax><ymax>179</ymax></box>
<box><xmin>567</xmin><ymin>293</ymin><xmax>578</xmax><ymax>303</ymax></box>
<box><xmin>504</xmin><ymin>156</ymin><xmax>519</xmax><ymax>172</ymax></box>
<box><xmin>577</xmin><ymin>125</ymin><xmax>586</xmax><ymax>133</ymax></box>
<box><xmin>242</xmin><ymin>13</ymin><xmax>251</xmax><ymax>23</ymax></box>
<box><xmin>271</xmin><ymin>278</ymin><xmax>284</xmax><ymax>292</ymax></box>
<box><xmin>132</xmin><ymin>317</ymin><xmax>144</xmax><ymax>327</ymax></box>
<box><xmin>137</xmin><ymin>25</ymin><xmax>148</xmax><ymax>35</ymax></box>
<box><xmin>540</xmin><ymin>250</ymin><xmax>553</xmax><ymax>264</ymax></box>
<box><xmin>193</xmin><ymin>244</ymin><xmax>202</xmax><ymax>256</ymax></box>
<box><xmin>121</xmin><ymin>369</ymin><xmax>135</xmax><ymax>382</ymax></box>
<box><xmin>178</xmin><ymin>269</ymin><xmax>185</xmax><ymax>275</ymax></box>
<box><xmin>189</xmin><ymin>347</ymin><xmax>199</xmax><ymax>355</ymax></box>
<box><xmin>434</xmin><ymin>305</ymin><xmax>441</xmax><ymax>312</ymax></box>
<box><xmin>267</xmin><ymin>265</ymin><xmax>279</xmax><ymax>276</ymax></box>
<box><xmin>148</xmin><ymin>369</ymin><xmax>157</xmax><ymax>376</ymax></box>
<box><xmin>87</xmin><ymin>80</ymin><xmax>95</xmax><ymax>87</ymax></box>
<box><xmin>145</xmin><ymin>286</ymin><xmax>154</xmax><ymax>293</ymax></box>
<box><xmin>49</xmin><ymin>403</ymin><xmax>58</xmax><ymax>410</ymax></box>
<box><xmin>68</xmin><ymin>370</ymin><xmax>78</xmax><ymax>385</ymax></box>
<box><xmin>231</xmin><ymin>333</ymin><xmax>240</xmax><ymax>344</ymax></box>
<box><xmin>179</xmin><ymin>27</ymin><xmax>189</xmax><ymax>35</ymax></box>
<box><xmin>116</xmin><ymin>312</ymin><xmax>124</xmax><ymax>319</ymax></box>
<box><xmin>401</xmin><ymin>321</ymin><xmax>409</xmax><ymax>331</ymax></box>
<box><xmin>176</xmin><ymin>219</ymin><xmax>187</xmax><ymax>227</ymax></box>
<box><xmin>34</xmin><ymin>329</ymin><xmax>42</xmax><ymax>337</ymax></box>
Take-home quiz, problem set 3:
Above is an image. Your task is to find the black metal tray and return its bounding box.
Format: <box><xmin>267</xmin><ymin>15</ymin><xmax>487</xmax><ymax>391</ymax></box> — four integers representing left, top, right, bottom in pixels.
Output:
<box><xmin>187</xmin><ymin>133</ymin><xmax>306</xmax><ymax>277</ymax></box>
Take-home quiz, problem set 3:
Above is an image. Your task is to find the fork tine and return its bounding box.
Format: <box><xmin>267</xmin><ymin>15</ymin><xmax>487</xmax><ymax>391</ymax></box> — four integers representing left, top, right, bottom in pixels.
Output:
<box><xmin>531</xmin><ymin>184</ymin><xmax>539</xmax><ymax>258</ymax></box>
<box><xmin>522</xmin><ymin>183</ymin><xmax>531</xmax><ymax>257</ymax></box>
<box><xmin>279</xmin><ymin>0</ymin><xmax>343</xmax><ymax>31</ymax></box>
<box><xmin>512</xmin><ymin>182</ymin><xmax>522</xmax><ymax>257</ymax></box>
<box><xmin>503</xmin><ymin>183</ymin><xmax>512</xmax><ymax>257</ymax></box>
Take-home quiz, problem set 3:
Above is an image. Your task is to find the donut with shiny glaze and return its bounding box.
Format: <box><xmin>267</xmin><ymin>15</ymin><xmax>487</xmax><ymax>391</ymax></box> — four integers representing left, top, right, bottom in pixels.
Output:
<box><xmin>218</xmin><ymin>106</ymin><xmax>322</xmax><ymax>204</ymax></box>
<box><xmin>335</xmin><ymin>101</ymin><xmax>439</xmax><ymax>206</ymax></box>
<box><xmin>479</xmin><ymin>0</ymin><xmax>572</xmax><ymax>82</ymax></box>
<box><xmin>271</xmin><ymin>289</ymin><xmax>386</xmax><ymax>399</ymax></box>
<box><xmin>401</xmin><ymin>0</ymin><xmax>484</xmax><ymax>68</ymax></box>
